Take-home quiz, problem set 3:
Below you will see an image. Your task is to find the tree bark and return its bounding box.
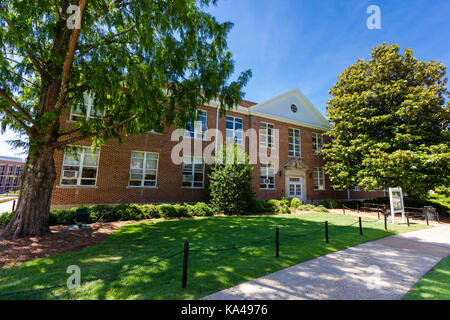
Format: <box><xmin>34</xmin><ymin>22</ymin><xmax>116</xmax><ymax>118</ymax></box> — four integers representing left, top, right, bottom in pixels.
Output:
<box><xmin>1</xmin><ymin>145</ymin><xmax>57</xmax><ymax>239</ymax></box>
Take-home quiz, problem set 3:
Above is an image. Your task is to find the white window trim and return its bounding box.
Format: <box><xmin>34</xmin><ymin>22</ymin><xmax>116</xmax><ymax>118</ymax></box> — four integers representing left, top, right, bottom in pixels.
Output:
<box><xmin>288</xmin><ymin>127</ymin><xmax>301</xmax><ymax>158</ymax></box>
<box><xmin>225</xmin><ymin>115</ymin><xmax>244</xmax><ymax>145</ymax></box>
<box><xmin>128</xmin><ymin>151</ymin><xmax>159</xmax><ymax>188</ymax></box>
<box><xmin>312</xmin><ymin>132</ymin><xmax>324</xmax><ymax>154</ymax></box>
<box><xmin>181</xmin><ymin>157</ymin><xmax>205</xmax><ymax>189</ymax></box>
<box><xmin>352</xmin><ymin>185</ymin><xmax>361</xmax><ymax>191</ymax></box>
<box><xmin>259</xmin><ymin>122</ymin><xmax>275</xmax><ymax>149</ymax></box>
<box><xmin>184</xmin><ymin>110</ymin><xmax>208</xmax><ymax>140</ymax></box>
<box><xmin>313</xmin><ymin>167</ymin><xmax>325</xmax><ymax>191</ymax></box>
<box><xmin>260</xmin><ymin>164</ymin><xmax>276</xmax><ymax>190</ymax></box>
<box><xmin>68</xmin><ymin>93</ymin><xmax>105</xmax><ymax>122</ymax></box>
<box><xmin>60</xmin><ymin>146</ymin><xmax>100</xmax><ymax>187</ymax></box>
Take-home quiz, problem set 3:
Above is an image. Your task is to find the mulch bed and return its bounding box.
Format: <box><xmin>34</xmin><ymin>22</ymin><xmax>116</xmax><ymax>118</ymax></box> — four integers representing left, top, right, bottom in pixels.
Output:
<box><xmin>0</xmin><ymin>221</ymin><xmax>135</xmax><ymax>268</ymax></box>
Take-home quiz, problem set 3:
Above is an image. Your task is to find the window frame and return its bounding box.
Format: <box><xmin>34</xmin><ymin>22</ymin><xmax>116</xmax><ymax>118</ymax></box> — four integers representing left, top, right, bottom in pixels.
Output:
<box><xmin>128</xmin><ymin>151</ymin><xmax>159</xmax><ymax>188</ymax></box>
<box><xmin>225</xmin><ymin>115</ymin><xmax>244</xmax><ymax>145</ymax></box>
<box><xmin>313</xmin><ymin>167</ymin><xmax>325</xmax><ymax>191</ymax></box>
<box><xmin>288</xmin><ymin>127</ymin><xmax>301</xmax><ymax>157</ymax></box>
<box><xmin>60</xmin><ymin>146</ymin><xmax>101</xmax><ymax>187</ymax></box>
<box><xmin>181</xmin><ymin>156</ymin><xmax>205</xmax><ymax>189</ymax></box>
<box><xmin>68</xmin><ymin>93</ymin><xmax>105</xmax><ymax>122</ymax></box>
<box><xmin>312</xmin><ymin>132</ymin><xmax>324</xmax><ymax>154</ymax></box>
<box><xmin>185</xmin><ymin>109</ymin><xmax>208</xmax><ymax>140</ymax></box>
<box><xmin>259</xmin><ymin>122</ymin><xmax>275</xmax><ymax>149</ymax></box>
<box><xmin>260</xmin><ymin>163</ymin><xmax>276</xmax><ymax>190</ymax></box>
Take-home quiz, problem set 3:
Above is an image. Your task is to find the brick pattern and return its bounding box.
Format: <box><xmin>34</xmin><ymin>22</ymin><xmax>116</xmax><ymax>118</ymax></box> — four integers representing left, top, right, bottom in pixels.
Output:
<box><xmin>51</xmin><ymin>105</ymin><xmax>384</xmax><ymax>208</ymax></box>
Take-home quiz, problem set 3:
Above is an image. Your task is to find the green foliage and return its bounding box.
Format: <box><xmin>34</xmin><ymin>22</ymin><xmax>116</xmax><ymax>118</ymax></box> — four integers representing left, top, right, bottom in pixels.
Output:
<box><xmin>267</xmin><ymin>199</ymin><xmax>291</xmax><ymax>213</ymax></box>
<box><xmin>322</xmin><ymin>43</ymin><xmax>450</xmax><ymax>198</ymax></box>
<box><xmin>289</xmin><ymin>198</ymin><xmax>302</xmax><ymax>209</ymax></box>
<box><xmin>155</xmin><ymin>204</ymin><xmax>179</xmax><ymax>218</ymax></box>
<box><xmin>0</xmin><ymin>212</ymin><xmax>14</xmax><ymax>225</ymax></box>
<box><xmin>208</xmin><ymin>146</ymin><xmax>255</xmax><ymax>215</ymax></box>
<box><xmin>186</xmin><ymin>202</ymin><xmax>214</xmax><ymax>217</ymax></box>
<box><xmin>320</xmin><ymin>199</ymin><xmax>339</xmax><ymax>209</ymax></box>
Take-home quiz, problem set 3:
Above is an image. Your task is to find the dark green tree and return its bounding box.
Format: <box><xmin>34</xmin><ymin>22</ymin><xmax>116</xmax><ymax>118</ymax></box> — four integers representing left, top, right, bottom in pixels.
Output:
<box><xmin>0</xmin><ymin>0</ymin><xmax>251</xmax><ymax>238</ymax></box>
<box><xmin>321</xmin><ymin>43</ymin><xmax>449</xmax><ymax>198</ymax></box>
<box><xmin>208</xmin><ymin>145</ymin><xmax>255</xmax><ymax>215</ymax></box>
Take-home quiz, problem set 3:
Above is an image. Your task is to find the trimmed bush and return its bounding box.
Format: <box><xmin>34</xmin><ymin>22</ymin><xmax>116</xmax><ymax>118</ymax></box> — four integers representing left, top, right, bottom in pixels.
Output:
<box><xmin>320</xmin><ymin>199</ymin><xmax>339</xmax><ymax>209</ymax></box>
<box><xmin>187</xmin><ymin>202</ymin><xmax>214</xmax><ymax>216</ymax></box>
<box><xmin>267</xmin><ymin>199</ymin><xmax>291</xmax><ymax>213</ymax></box>
<box><xmin>0</xmin><ymin>212</ymin><xmax>13</xmax><ymax>225</ymax></box>
<box><xmin>141</xmin><ymin>204</ymin><xmax>159</xmax><ymax>218</ymax></box>
<box><xmin>156</xmin><ymin>204</ymin><xmax>178</xmax><ymax>218</ymax></box>
<box><xmin>249</xmin><ymin>199</ymin><xmax>271</xmax><ymax>213</ymax></box>
<box><xmin>290</xmin><ymin>198</ymin><xmax>302</xmax><ymax>209</ymax></box>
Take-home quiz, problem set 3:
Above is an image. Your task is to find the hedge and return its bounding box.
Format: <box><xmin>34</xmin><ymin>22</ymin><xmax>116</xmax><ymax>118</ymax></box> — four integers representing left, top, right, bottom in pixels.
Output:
<box><xmin>0</xmin><ymin>199</ymin><xmax>331</xmax><ymax>227</ymax></box>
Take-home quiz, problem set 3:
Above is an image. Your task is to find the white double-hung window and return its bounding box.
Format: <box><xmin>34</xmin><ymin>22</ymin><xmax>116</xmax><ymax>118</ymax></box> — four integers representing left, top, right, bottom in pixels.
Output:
<box><xmin>69</xmin><ymin>93</ymin><xmax>104</xmax><ymax>121</ymax></box>
<box><xmin>182</xmin><ymin>157</ymin><xmax>204</xmax><ymax>188</ymax></box>
<box><xmin>260</xmin><ymin>122</ymin><xmax>275</xmax><ymax>149</ymax></box>
<box><xmin>260</xmin><ymin>164</ymin><xmax>275</xmax><ymax>189</ymax></box>
<box><xmin>313</xmin><ymin>167</ymin><xmax>325</xmax><ymax>190</ymax></box>
<box><xmin>289</xmin><ymin>128</ymin><xmax>301</xmax><ymax>157</ymax></box>
<box><xmin>226</xmin><ymin>116</ymin><xmax>243</xmax><ymax>144</ymax></box>
<box><xmin>61</xmin><ymin>146</ymin><xmax>100</xmax><ymax>186</ymax></box>
<box><xmin>128</xmin><ymin>152</ymin><xmax>159</xmax><ymax>187</ymax></box>
<box><xmin>312</xmin><ymin>132</ymin><xmax>323</xmax><ymax>154</ymax></box>
<box><xmin>185</xmin><ymin>110</ymin><xmax>207</xmax><ymax>139</ymax></box>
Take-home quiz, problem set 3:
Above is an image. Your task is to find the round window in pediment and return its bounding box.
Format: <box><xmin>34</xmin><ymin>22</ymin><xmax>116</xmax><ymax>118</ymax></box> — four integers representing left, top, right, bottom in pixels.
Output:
<box><xmin>291</xmin><ymin>104</ymin><xmax>298</xmax><ymax>113</ymax></box>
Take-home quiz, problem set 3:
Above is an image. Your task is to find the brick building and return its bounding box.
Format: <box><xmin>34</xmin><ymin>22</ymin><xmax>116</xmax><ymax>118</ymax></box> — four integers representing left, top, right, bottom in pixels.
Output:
<box><xmin>51</xmin><ymin>88</ymin><xmax>383</xmax><ymax>209</ymax></box>
<box><xmin>0</xmin><ymin>156</ymin><xmax>25</xmax><ymax>194</ymax></box>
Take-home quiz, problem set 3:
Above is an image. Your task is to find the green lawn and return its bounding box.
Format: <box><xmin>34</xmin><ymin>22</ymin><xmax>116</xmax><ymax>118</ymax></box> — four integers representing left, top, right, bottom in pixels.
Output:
<box><xmin>0</xmin><ymin>212</ymin><xmax>428</xmax><ymax>300</ymax></box>
<box><xmin>403</xmin><ymin>255</ymin><xmax>450</xmax><ymax>300</ymax></box>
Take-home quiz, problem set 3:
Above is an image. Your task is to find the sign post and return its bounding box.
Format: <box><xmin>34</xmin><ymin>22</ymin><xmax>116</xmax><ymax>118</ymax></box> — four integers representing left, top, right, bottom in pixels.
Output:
<box><xmin>388</xmin><ymin>187</ymin><xmax>405</xmax><ymax>223</ymax></box>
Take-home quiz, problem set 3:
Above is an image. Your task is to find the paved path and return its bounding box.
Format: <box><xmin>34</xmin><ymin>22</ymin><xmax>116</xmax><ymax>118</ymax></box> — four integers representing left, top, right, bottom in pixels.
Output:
<box><xmin>0</xmin><ymin>199</ymin><xmax>15</xmax><ymax>215</ymax></box>
<box><xmin>203</xmin><ymin>226</ymin><xmax>450</xmax><ymax>300</ymax></box>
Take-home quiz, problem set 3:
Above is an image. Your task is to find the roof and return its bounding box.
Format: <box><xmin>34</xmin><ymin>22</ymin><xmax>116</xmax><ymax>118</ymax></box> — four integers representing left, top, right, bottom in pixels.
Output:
<box><xmin>239</xmin><ymin>99</ymin><xmax>258</xmax><ymax>108</ymax></box>
<box><xmin>0</xmin><ymin>156</ymin><xmax>26</xmax><ymax>163</ymax></box>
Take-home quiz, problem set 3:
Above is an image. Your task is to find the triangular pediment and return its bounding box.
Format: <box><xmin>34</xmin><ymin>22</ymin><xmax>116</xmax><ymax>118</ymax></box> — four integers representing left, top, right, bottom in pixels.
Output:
<box><xmin>249</xmin><ymin>89</ymin><xmax>331</xmax><ymax>130</ymax></box>
<box><xmin>284</xmin><ymin>158</ymin><xmax>309</xmax><ymax>170</ymax></box>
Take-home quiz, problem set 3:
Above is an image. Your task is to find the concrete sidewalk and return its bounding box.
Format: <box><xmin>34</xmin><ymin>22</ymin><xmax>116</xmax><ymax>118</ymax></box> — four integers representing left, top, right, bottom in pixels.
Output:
<box><xmin>202</xmin><ymin>226</ymin><xmax>450</xmax><ymax>300</ymax></box>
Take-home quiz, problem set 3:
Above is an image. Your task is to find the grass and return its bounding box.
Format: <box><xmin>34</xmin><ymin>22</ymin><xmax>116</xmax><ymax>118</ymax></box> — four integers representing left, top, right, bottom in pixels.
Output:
<box><xmin>0</xmin><ymin>212</ymin><xmax>428</xmax><ymax>300</ymax></box>
<box><xmin>403</xmin><ymin>255</ymin><xmax>450</xmax><ymax>300</ymax></box>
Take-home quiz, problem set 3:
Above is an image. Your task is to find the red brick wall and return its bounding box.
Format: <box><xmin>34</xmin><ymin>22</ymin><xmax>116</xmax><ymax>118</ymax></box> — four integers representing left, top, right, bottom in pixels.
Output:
<box><xmin>51</xmin><ymin>106</ymin><xmax>384</xmax><ymax>208</ymax></box>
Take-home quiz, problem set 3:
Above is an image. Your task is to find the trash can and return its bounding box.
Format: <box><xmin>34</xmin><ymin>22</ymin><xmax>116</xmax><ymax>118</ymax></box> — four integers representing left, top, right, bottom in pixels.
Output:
<box><xmin>76</xmin><ymin>208</ymin><xmax>90</xmax><ymax>227</ymax></box>
<box><xmin>423</xmin><ymin>206</ymin><xmax>438</xmax><ymax>222</ymax></box>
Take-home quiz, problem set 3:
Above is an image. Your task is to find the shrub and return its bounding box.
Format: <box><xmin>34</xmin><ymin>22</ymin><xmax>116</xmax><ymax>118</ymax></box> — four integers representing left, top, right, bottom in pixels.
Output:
<box><xmin>320</xmin><ymin>199</ymin><xmax>339</xmax><ymax>209</ymax></box>
<box><xmin>208</xmin><ymin>146</ymin><xmax>255</xmax><ymax>215</ymax></box>
<box><xmin>290</xmin><ymin>198</ymin><xmax>302</xmax><ymax>209</ymax></box>
<box><xmin>141</xmin><ymin>204</ymin><xmax>159</xmax><ymax>218</ymax></box>
<box><xmin>156</xmin><ymin>204</ymin><xmax>178</xmax><ymax>218</ymax></box>
<box><xmin>112</xmin><ymin>203</ymin><xmax>144</xmax><ymax>221</ymax></box>
<box><xmin>0</xmin><ymin>212</ymin><xmax>13</xmax><ymax>225</ymax></box>
<box><xmin>49</xmin><ymin>208</ymin><xmax>77</xmax><ymax>225</ymax></box>
<box><xmin>249</xmin><ymin>199</ymin><xmax>271</xmax><ymax>213</ymax></box>
<box><xmin>173</xmin><ymin>204</ymin><xmax>189</xmax><ymax>217</ymax></box>
<box><xmin>187</xmin><ymin>202</ymin><xmax>214</xmax><ymax>216</ymax></box>
<box><xmin>89</xmin><ymin>204</ymin><xmax>115</xmax><ymax>222</ymax></box>
<box><xmin>267</xmin><ymin>199</ymin><xmax>291</xmax><ymax>213</ymax></box>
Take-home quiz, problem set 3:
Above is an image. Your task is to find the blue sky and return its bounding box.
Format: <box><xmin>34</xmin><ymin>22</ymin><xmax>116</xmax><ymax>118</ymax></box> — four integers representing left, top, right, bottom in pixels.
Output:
<box><xmin>1</xmin><ymin>0</ymin><xmax>449</xmax><ymax>157</ymax></box>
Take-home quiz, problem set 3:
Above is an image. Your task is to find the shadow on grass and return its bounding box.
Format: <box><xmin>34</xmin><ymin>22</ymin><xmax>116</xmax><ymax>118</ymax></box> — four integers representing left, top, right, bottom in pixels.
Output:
<box><xmin>0</xmin><ymin>213</ymin><xmax>429</xmax><ymax>300</ymax></box>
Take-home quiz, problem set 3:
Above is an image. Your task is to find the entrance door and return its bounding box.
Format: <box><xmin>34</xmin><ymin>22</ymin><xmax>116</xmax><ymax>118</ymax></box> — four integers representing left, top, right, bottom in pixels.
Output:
<box><xmin>288</xmin><ymin>177</ymin><xmax>303</xmax><ymax>201</ymax></box>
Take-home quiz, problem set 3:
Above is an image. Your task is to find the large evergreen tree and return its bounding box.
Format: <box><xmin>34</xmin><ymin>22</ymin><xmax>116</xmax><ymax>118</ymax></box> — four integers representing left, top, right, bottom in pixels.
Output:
<box><xmin>0</xmin><ymin>0</ymin><xmax>251</xmax><ymax>239</ymax></box>
<box><xmin>322</xmin><ymin>43</ymin><xmax>449</xmax><ymax>198</ymax></box>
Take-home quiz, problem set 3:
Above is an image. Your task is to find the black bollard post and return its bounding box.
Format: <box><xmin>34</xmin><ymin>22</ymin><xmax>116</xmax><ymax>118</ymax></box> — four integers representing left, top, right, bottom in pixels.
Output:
<box><xmin>12</xmin><ymin>200</ymin><xmax>16</xmax><ymax>212</ymax></box>
<box><xmin>359</xmin><ymin>217</ymin><xmax>363</xmax><ymax>235</ymax></box>
<box><xmin>425</xmin><ymin>211</ymin><xmax>429</xmax><ymax>226</ymax></box>
<box><xmin>406</xmin><ymin>213</ymin><xmax>410</xmax><ymax>227</ymax></box>
<box><xmin>384</xmin><ymin>213</ymin><xmax>387</xmax><ymax>231</ymax></box>
<box><xmin>275</xmin><ymin>227</ymin><xmax>279</xmax><ymax>258</ymax></box>
<box><xmin>181</xmin><ymin>241</ymin><xmax>189</xmax><ymax>289</ymax></box>
<box><xmin>325</xmin><ymin>221</ymin><xmax>329</xmax><ymax>243</ymax></box>
<box><xmin>343</xmin><ymin>205</ymin><xmax>345</xmax><ymax>215</ymax></box>
<box><xmin>377</xmin><ymin>206</ymin><xmax>380</xmax><ymax>220</ymax></box>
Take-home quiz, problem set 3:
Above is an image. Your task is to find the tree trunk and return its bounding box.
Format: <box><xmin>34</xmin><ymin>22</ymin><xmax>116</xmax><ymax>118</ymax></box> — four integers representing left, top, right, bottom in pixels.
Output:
<box><xmin>1</xmin><ymin>146</ymin><xmax>57</xmax><ymax>239</ymax></box>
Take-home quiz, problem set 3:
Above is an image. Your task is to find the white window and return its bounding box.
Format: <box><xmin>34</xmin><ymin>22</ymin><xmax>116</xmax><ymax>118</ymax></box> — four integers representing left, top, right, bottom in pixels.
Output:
<box><xmin>182</xmin><ymin>157</ymin><xmax>204</xmax><ymax>188</ymax></box>
<box><xmin>61</xmin><ymin>146</ymin><xmax>100</xmax><ymax>186</ymax></box>
<box><xmin>312</xmin><ymin>133</ymin><xmax>323</xmax><ymax>154</ymax></box>
<box><xmin>226</xmin><ymin>116</ymin><xmax>243</xmax><ymax>144</ymax></box>
<box><xmin>185</xmin><ymin>110</ymin><xmax>207</xmax><ymax>139</ymax></box>
<box><xmin>260</xmin><ymin>122</ymin><xmax>275</xmax><ymax>149</ymax></box>
<box><xmin>313</xmin><ymin>167</ymin><xmax>325</xmax><ymax>190</ymax></box>
<box><xmin>260</xmin><ymin>164</ymin><xmax>275</xmax><ymax>189</ymax></box>
<box><xmin>289</xmin><ymin>128</ymin><xmax>301</xmax><ymax>157</ymax></box>
<box><xmin>69</xmin><ymin>93</ymin><xmax>104</xmax><ymax>121</ymax></box>
<box><xmin>353</xmin><ymin>185</ymin><xmax>361</xmax><ymax>191</ymax></box>
<box><xmin>128</xmin><ymin>152</ymin><xmax>159</xmax><ymax>187</ymax></box>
